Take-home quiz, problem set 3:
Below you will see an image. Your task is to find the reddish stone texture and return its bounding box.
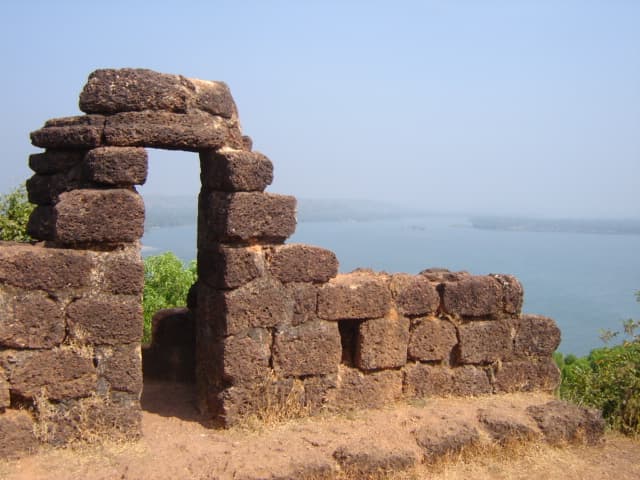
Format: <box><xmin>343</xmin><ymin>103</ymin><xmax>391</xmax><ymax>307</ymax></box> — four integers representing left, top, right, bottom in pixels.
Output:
<box><xmin>221</xmin><ymin>328</ymin><xmax>271</xmax><ymax>383</ymax></box>
<box><xmin>0</xmin><ymin>410</ymin><xmax>38</xmax><ymax>459</ymax></box>
<box><xmin>198</xmin><ymin>245</ymin><xmax>264</xmax><ymax>289</ymax></box>
<box><xmin>390</xmin><ymin>274</ymin><xmax>440</xmax><ymax>316</ymax></box>
<box><xmin>100</xmin><ymin>247</ymin><xmax>145</xmax><ymax>296</ymax></box>
<box><xmin>66</xmin><ymin>295</ymin><xmax>143</xmax><ymax>345</ymax></box>
<box><xmin>79</xmin><ymin>68</ymin><xmax>193</xmax><ymax>114</ymax></box>
<box><xmin>493</xmin><ymin>358</ymin><xmax>561</xmax><ymax>393</ymax></box>
<box><xmin>198</xmin><ymin>191</ymin><xmax>297</xmax><ymax>243</ymax></box>
<box><xmin>403</xmin><ymin>363</ymin><xmax>454</xmax><ymax>397</ymax></box>
<box><xmin>526</xmin><ymin>400</ymin><xmax>605</xmax><ymax>446</ymax></box>
<box><xmin>30</xmin><ymin>115</ymin><xmax>105</xmax><ymax>149</ymax></box>
<box><xmin>29</xmin><ymin>189</ymin><xmax>145</xmax><ymax>244</ymax></box>
<box><xmin>94</xmin><ymin>343</ymin><xmax>142</xmax><ymax>394</ymax></box>
<box><xmin>420</xmin><ymin>268</ymin><xmax>470</xmax><ymax>283</ymax></box>
<box><xmin>200</xmin><ymin>277</ymin><xmax>294</xmax><ymax>336</ymax></box>
<box><xmin>83</xmin><ymin>147</ymin><xmax>148</xmax><ymax>186</ymax></box>
<box><xmin>79</xmin><ymin>68</ymin><xmax>237</xmax><ymax>119</ymax></box>
<box><xmin>457</xmin><ymin>320</ymin><xmax>512</xmax><ymax>364</ymax></box>
<box><xmin>333</xmin><ymin>366</ymin><xmax>402</xmax><ymax>409</ymax></box>
<box><xmin>0</xmin><ymin>289</ymin><xmax>65</xmax><ymax>349</ymax></box>
<box><xmin>26</xmin><ymin>168</ymin><xmax>87</xmax><ymax>205</ymax></box>
<box><xmin>355</xmin><ymin>313</ymin><xmax>410</xmax><ymax>370</ymax></box>
<box><xmin>303</xmin><ymin>374</ymin><xmax>337</xmax><ymax>412</ymax></box>
<box><xmin>413</xmin><ymin>416</ymin><xmax>480</xmax><ymax>461</ymax></box>
<box><xmin>4</xmin><ymin>348</ymin><xmax>96</xmax><ymax>401</ymax></box>
<box><xmin>451</xmin><ymin>365</ymin><xmax>492</xmax><ymax>396</ymax></box>
<box><xmin>287</xmin><ymin>282</ymin><xmax>319</xmax><ymax>325</ymax></box>
<box><xmin>317</xmin><ymin>273</ymin><xmax>391</xmax><ymax>320</ymax></box>
<box><xmin>0</xmin><ymin>368</ymin><xmax>9</xmax><ymax>409</ymax></box>
<box><xmin>408</xmin><ymin>317</ymin><xmax>458</xmax><ymax>362</ymax></box>
<box><xmin>104</xmin><ymin>110</ymin><xmax>242</xmax><ymax>151</ymax></box>
<box><xmin>441</xmin><ymin>275</ymin><xmax>502</xmax><ymax>318</ymax></box>
<box><xmin>513</xmin><ymin>314</ymin><xmax>561</xmax><ymax>357</ymax></box>
<box><xmin>268</xmin><ymin>244</ymin><xmax>338</xmax><ymax>284</ymax></box>
<box><xmin>29</xmin><ymin>149</ymin><xmax>86</xmax><ymax>175</ymax></box>
<box><xmin>273</xmin><ymin>321</ymin><xmax>341</xmax><ymax>377</ymax></box>
<box><xmin>0</xmin><ymin>243</ymin><xmax>93</xmax><ymax>292</ymax></box>
<box><xmin>200</xmin><ymin>149</ymin><xmax>273</xmax><ymax>192</ymax></box>
<box><xmin>491</xmin><ymin>274</ymin><xmax>524</xmax><ymax>315</ymax></box>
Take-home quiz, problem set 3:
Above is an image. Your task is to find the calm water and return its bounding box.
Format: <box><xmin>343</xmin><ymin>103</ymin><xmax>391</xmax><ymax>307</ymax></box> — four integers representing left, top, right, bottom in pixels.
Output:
<box><xmin>142</xmin><ymin>216</ymin><xmax>640</xmax><ymax>356</ymax></box>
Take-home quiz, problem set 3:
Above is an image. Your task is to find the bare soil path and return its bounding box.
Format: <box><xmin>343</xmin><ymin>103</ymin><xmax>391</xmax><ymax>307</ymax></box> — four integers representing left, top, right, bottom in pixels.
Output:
<box><xmin>1</xmin><ymin>382</ymin><xmax>638</xmax><ymax>480</ymax></box>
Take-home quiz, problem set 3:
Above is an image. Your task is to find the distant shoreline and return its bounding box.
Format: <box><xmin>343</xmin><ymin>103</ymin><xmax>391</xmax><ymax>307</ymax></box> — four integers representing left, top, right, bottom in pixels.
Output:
<box><xmin>470</xmin><ymin>216</ymin><xmax>640</xmax><ymax>236</ymax></box>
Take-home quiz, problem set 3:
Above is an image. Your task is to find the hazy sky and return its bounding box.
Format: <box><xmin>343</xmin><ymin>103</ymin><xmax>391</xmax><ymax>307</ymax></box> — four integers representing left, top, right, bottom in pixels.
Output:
<box><xmin>2</xmin><ymin>1</ymin><xmax>638</xmax><ymax>218</ymax></box>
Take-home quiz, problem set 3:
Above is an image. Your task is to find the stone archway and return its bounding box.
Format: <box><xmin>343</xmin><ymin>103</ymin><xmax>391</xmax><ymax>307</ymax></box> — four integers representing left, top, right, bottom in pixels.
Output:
<box><xmin>0</xmin><ymin>69</ymin><xmax>563</xmax><ymax>458</ymax></box>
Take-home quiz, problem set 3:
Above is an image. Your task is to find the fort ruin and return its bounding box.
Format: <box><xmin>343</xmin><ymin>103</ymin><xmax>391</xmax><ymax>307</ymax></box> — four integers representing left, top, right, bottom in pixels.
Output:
<box><xmin>0</xmin><ymin>69</ymin><xmax>582</xmax><ymax>458</ymax></box>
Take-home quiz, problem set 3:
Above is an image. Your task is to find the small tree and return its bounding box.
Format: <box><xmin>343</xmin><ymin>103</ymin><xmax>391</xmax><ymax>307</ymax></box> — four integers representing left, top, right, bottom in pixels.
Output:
<box><xmin>0</xmin><ymin>184</ymin><xmax>34</xmax><ymax>242</ymax></box>
<box><xmin>142</xmin><ymin>252</ymin><xmax>197</xmax><ymax>344</ymax></box>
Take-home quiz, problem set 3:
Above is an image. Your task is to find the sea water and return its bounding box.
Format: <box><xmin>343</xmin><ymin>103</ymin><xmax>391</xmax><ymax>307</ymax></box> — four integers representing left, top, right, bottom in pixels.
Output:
<box><xmin>141</xmin><ymin>215</ymin><xmax>640</xmax><ymax>356</ymax></box>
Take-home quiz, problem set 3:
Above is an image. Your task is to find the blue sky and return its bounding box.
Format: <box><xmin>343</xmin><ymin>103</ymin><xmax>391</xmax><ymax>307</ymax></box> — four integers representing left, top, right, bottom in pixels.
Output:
<box><xmin>2</xmin><ymin>1</ymin><xmax>638</xmax><ymax>217</ymax></box>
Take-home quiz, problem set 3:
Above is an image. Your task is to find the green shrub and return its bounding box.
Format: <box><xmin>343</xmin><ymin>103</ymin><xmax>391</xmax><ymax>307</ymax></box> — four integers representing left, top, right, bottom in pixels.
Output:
<box><xmin>142</xmin><ymin>252</ymin><xmax>197</xmax><ymax>344</ymax></box>
<box><xmin>0</xmin><ymin>184</ymin><xmax>34</xmax><ymax>242</ymax></box>
<box><xmin>557</xmin><ymin>295</ymin><xmax>640</xmax><ymax>436</ymax></box>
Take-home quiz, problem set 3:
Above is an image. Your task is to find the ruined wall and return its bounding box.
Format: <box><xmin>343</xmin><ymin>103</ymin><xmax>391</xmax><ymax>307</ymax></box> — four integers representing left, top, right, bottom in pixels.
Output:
<box><xmin>0</xmin><ymin>68</ymin><xmax>561</xmax><ymax>457</ymax></box>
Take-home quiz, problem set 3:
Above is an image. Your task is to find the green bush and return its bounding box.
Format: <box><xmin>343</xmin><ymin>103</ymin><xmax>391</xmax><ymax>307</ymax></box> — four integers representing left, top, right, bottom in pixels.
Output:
<box><xmin>0</xmin><ymin>184</ymin><xmax>34</xmax><ymax>242</ymax></box>
<box><xmin>556</xmin><ymin>293</ymin><xmax>640</xmax><ymax>436</ymax></box>
<box><xmin>142</xmin><ymin>252</ymin><xmax>197</xmax><ymax>344</ymax></box>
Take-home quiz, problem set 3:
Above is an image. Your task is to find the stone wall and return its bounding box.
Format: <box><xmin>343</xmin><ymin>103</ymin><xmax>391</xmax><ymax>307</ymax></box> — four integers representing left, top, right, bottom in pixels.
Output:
<box><xmin>0</xmin><ymin>68</ymin><xmax>561</xmax><ymax>457</ymax></box>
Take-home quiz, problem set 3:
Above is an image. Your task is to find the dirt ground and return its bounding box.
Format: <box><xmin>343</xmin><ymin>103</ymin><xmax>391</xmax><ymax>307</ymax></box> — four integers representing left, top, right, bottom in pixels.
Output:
<box><xmin>1</xmin><ymin>381</ymin><xmax>638</xmax><ymax>480</ymax></box>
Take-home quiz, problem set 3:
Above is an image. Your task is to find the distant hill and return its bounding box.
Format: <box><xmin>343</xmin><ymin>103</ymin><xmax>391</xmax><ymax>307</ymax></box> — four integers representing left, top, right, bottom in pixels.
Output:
<box><xmin>143</xmin><ymin>195</ymin><xmax>431</xmax><ymax>228</ymax></box>
<box><xmin>471</xmin><ymin>216</ymin><xmax>640</xmax><ymax>235</ymax></box>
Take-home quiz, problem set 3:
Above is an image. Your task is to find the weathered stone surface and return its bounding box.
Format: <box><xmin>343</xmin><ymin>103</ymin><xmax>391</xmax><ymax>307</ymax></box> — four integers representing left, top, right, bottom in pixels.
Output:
<box><xmin>198</xmin><ymin>245</ymin><xmax>264</xmax><ymax>289</ymax></box>
<box><xmin>200</xmin><ymin>149</ymin><xmax>273</xmax><ymax>192</ymax></box>
<box><xmin>513</xmin><ymin>314</ymin><xmax>561</xmax><ymax>357</ymax></box>
<box><xmin>36</xmin><ymin>392</ymin><xmax>141</xmax><ymax>445</ymax></box>
<box><xmin>420</xmin><ymin>268</ymin><xmax>470</xmax><ymax>283</ymax></box>
<box><xmin>28</xmin><ymin>189</ymin><xmax>145</xmax><ymax>244</ymax></box>
<box><xmin>95</xmin><ymin>343</ymin><xmax>142</xmax><ymax>394</ymax></box>
<box><xmin>149</xmin><ymin>308</ymin><xmax>194</xmax><ymax>347</ymax></box>
<box><xmin>413</xmin><ymin>417</ymin><xmax>480</xmax><ymax>461</ymax></box>
<box><xmin>79</xmin><ymin>68</ymin><xmax>193</xmax><ymax>114</ymax></box>
<box><xmin>198</xmin><ymin>191</ymin><xmax>297</xmax><ymax>243</ymax></box>
<box><xmin>268</xmin><ymin>244</ymin><xmax>338</xmax><ymax>284</ymax></box>
<box><xmin>31</xmin><ymin>115</ymin><xmax>105</xmax><ymax>149</ymax></box>
<box><xmin>100</xmin><ymin>246</ymin><xmax>144</xmax><ymax>295</ymax></box>
<box><xmin>29</xmin><ymin>149</ymin><xmax>86</xmax><ymax>175</ymax></box>
<box><xmin>273</xmin><ymin>321</ymin><xmax>341</xmax><ymax>377</ymax></box>
<box><xmin>287</xmin><ymin>282</ymin><xmax>319</xmax><ymax>325</ymax></box>
<box><xmin>241</xmin><ymin>135</ymin><xmax>253</xmax><ymax>151</ymax></box>
<box><xmin>5</xmin><ymin>348</ymin><xmax>96</xmax><ymax>401</ymax></box>
<box><xmin>0</xmin><ymin>289</ymin><xmax>65</xmax><ymax>349</ymax></box>
<box><xmin>0</xmin><ymin>243</ymin><xmax>93</xmax><ymax>292</ymax></box>
<box><xmin>26</xmin><ymin>169</ymin><xmax>87</xmax><ymax>205</ymax></box>
<box><xmin>317</xmin><ymin>272</ymin><xmax>391</xmax><ymax>320</ymax></box>
<box><xmin>0</xmin><ymin>410</ymin><xmax>38</xmax><ymax>459</ymax></box>
<box><xmin>355</xmin><ymin>313</ymin><xmax>410</xmax><ymax>370</ymax></box>
<box><xmin>104</xmin><ymin>110</ymin><xmax>242</xmax><ymax>151</ymax></box>
<box><xmin>333</xmin><ymin>366</ymin><xmax>402</xmax><ymax>409</ymax></box>
<box><xmin>83</xmin><ymin>147</ymin><xmax>148</xmax><ymax>185</ymax></box>
<box><xmin>457</xmin><ymin>320</ymin><xmax>512</xmax><ymax>364</ymax></box>
<box><xmin>451</xmin><ymin>365</ymin><xmax>492</xmax><ymax>396</ymax></box>
<box><xmin>66</xmin><ymin>295</ymin><xmax>142</xmax><ymax>345</ymax></box>
<box><xmin>491</xmin><ymin>274</ymin><xmax>524</xmax><ymax>315</ymax></box>
<box><xmin>441</xmin><ymin>275</ymin><xmax>502</xmax><ymax>318</ymax></box>
<box><xmin>493</xmin><ymin>358</ymin><xmax>560</xmax><ymax>393</ymax></box>
<box><xmin>403</xmin><ymin>363</ymin><xmax>454</xmax><ymax>397</ymax></box>
<box><xmin>199</xmin><ymin>277</ymin><xmax>294</xmax><ymax>336</ymax></box>
<box><xmin>188</xmin><ymin>77</ymin><xmax>237</xmax><ymax>119</ymax></box>
<box><xmin>408</xmin><ymin>317</ymin><xmax>458</xmax><ymax>362</ymax></box>
<box><xmin>333</xmin><ymin>440</ymin><xmax>420</xmax><ymax>475</ymax></box>
<box><xmin>526</xmin><ymin>400</ymin><xmax>605</xmax><ymax>445</ymax></box>
<box><xmin>222</xmin><ymin>328</ymin><xmax>271</xmax><ymax>383</ymax></box>
<box><xmin>0</xmin><ymin>368</ymin><xmax>9</xmax><ymax>409</ymax></box>
<box><xmin>303</xmin><ymin>374</ymin><xmax>337</xmax><ymax>412</ymax></box>
<box><xmin>79</xmin><ymin>69</ymin><xmax>237</xmax><ymax>119</ymax></box>
<box><xmin>390</xmin><ymin>274</ymin><xmax>440</xmax><ymax>316</ymax></box>
<box><xmin>478</xmin><ymin>407</ymin><xmax>540</xmax><ymax>444</ymax></box>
